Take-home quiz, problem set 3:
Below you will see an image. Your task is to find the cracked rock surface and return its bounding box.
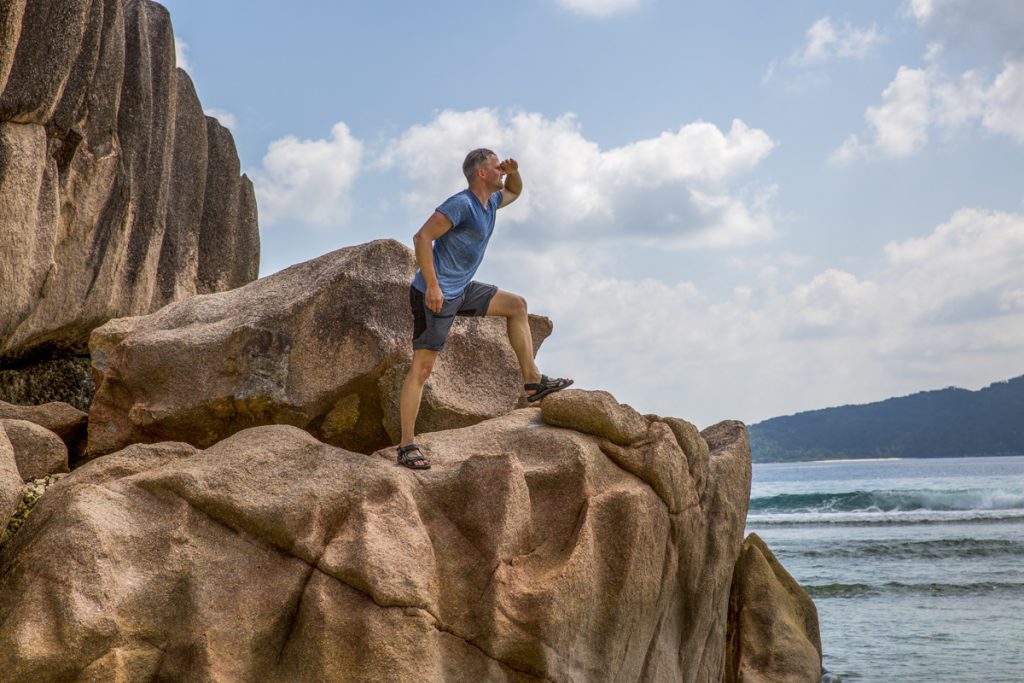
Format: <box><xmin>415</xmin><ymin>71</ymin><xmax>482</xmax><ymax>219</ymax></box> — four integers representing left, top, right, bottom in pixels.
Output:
<box><xmin>0</xmin><ymin>390</ymin><xmax>750</xmax><ymax>682</ymax></box>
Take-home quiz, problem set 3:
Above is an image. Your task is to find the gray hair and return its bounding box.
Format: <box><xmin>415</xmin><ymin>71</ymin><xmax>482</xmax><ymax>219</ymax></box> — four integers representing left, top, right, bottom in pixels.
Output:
<box><xmin>462</xmin><ymin>148</ymin><xmax>496</xmax><ymax>183</ymax></box>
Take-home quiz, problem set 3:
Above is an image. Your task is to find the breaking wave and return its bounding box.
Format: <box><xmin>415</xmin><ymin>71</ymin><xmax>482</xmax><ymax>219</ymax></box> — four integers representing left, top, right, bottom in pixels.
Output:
<box><xmin>747</xmin><ymin>488</ymin><xmax>1024</xmax><ymax>525</ymax></box>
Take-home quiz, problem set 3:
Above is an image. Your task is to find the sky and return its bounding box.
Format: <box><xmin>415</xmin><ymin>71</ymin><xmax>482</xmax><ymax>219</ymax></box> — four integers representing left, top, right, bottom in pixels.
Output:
<box><xmin>163</xmin><ymin>0</ymin><xmax>1024</xmax><ymax>428</ymax></box>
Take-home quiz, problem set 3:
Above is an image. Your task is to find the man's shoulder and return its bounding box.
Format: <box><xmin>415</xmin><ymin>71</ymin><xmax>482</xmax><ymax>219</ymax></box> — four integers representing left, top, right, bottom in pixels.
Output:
<box><xmin>440</xmin><ymin>188</ymin><xmax>473</xmax><ymax>206</ymax></box>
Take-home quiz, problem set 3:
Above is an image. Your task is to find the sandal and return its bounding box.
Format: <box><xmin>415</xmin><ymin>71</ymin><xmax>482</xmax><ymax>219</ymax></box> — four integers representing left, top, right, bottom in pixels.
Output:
<box><xmin>396</xmin><ymin>443</ymin><xmax>431</xmax><ymax>470</ymax></box>
<box><xmin>524</xmin><ymin>375</ymin><xmax>574</xmax><ymax>403</ymax></box>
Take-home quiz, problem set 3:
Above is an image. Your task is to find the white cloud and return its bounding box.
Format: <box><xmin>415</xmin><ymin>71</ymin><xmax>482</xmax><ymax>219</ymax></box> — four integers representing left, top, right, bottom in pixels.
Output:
<box><xmin>204</xmin><ymin>108</ymin><xmax>238</xmax><ymax>133</ymax></box>
<box><xmin>556</xmin><ymin>0</ymin><xmax>642</xmax><ymax>18</ymax></box>
<box><xmin>789</xmin><ymin>269</ymin><xmax>881</xmax><ymax>330</ymax></box>
<box><xmin>906</xmin><ymin>0</ymin><xmax>936</xmax><ymax>22</ymax></box>
<box><xmin>864</xmin><ymin>66</ymin><xmax>932</xmax><ymax>158</ymax></box>
<box><xmin>174</xmin><ymin>37</ymin><xmax>191</xmax><ymax>74</ymax></box>
<box><xmin>791</xmin><ymin>17</ymin><xmax>884</xmax><ymax>65</ymax></box>
<box><xmin>379</xmin><ymin>108</ymin><xmax>777</xmax><ymax>248</ymax></box>
<box><xmin>485</xmin><ymin>207</ymin><xmax>1024</xmax><ymax>425</ymax></box>
<box><xmin>251</xmin><ymin>122</ymin><xmax>364</xmax><ymax>228</ymax></box>
<box><xmin>765</xmin><ymin>17</ymin><xmax>883</xmax><ymax>89</ymax></box>
<box><xmin>884</xmin><ymin>208</ymin><xmax>1024</xmax><ymax>321</ymax></box>
<box><xmin>983</xmin><ymin>62</ymin><xmax>1024</xmax><ymax>141</ymax></box>
<box><xmin>836</xmin><ymin>1</ymin><xmax>1024</xmax><ymax>162</ymax></box>
<box><xmin>832</xmin><ymin>60</ymin><xmax>1024</xmax><ymax>162</ymax></box>
<box><xmin>906</xmin><ymin>0</ymin><xmax>1024</xmax><ymax>58</ymax></box>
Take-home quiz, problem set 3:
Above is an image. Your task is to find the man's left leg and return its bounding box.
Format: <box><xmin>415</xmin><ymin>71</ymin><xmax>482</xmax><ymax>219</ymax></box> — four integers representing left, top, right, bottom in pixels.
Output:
<box><xmin>485</xmin><ymin>289</ymin><xmax>573</xmax><ymax>400</ymax></box>
<box><xmin>485</xmin><ymin>289</ymin><xmax>541</xmax><ymax>385</ymax></box>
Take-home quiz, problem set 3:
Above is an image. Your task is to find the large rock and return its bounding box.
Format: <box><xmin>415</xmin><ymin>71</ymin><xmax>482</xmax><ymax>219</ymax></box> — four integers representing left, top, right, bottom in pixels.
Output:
<box><xmin>0</xmin><ymin>399</ymin><xmax>88</xmax><ymax>460</ymax></box>
<box><xmin>87</xmin><ymin>239</ymin><xmax>553</xmax><ymax>457</ymax></box>
<box><xmin>0</xmin><ymin>391</ymin><xmax>752</xmax><ymax>682</ymax></box>
<box><xmin>724</xmin><ymin>533</ymin><xmax>823</xmax><ymax>683</ymax></box>
<box><xmin>0</xmin><ymin>418</ymin><xmax>69</xmax><ymax>480</ymax></box>
<box><xmin>0</xmin><ymin>0</ymin><xmax>259</xmax><ymax>405</ymax></box>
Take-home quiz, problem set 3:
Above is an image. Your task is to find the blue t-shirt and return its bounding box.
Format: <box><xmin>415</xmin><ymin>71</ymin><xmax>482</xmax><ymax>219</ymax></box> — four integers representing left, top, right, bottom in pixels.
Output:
<box><xmin>411</xmin><ymin>189</ymin><xmax>503</xmax><ymax>299</ymax></box>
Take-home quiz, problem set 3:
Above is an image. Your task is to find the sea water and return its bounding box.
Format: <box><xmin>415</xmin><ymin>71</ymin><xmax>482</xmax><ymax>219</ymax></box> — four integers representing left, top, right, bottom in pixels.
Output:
<box><xmin>746</xmin><ymin>455</ymin><xmax>1024</xmax><ymax>683</ymax></box>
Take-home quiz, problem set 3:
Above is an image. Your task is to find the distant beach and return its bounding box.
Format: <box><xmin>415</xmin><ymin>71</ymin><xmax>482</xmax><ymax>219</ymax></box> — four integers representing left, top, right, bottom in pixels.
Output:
<box><xmin>811</xmin><ymin>457</ymin><xmax>905</xmax><ymax>463</ymax></box>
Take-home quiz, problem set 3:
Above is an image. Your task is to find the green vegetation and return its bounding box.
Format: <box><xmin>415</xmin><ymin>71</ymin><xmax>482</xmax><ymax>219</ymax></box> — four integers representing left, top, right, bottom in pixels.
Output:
<box><xmin>749</xmin><ymin>374</ymin><xmax>1024</xmax><ymax>463</ymax></box>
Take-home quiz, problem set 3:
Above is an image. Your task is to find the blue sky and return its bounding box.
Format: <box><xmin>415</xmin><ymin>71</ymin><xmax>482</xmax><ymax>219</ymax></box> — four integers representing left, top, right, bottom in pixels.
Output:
<box><xmin>163</xmin><ymin>0</ymin><xmax>1024</xmax><ymax>427</ymax></box>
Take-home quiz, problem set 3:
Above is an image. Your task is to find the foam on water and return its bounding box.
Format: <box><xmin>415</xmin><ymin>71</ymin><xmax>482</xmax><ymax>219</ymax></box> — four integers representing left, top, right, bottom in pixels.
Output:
<box><xmin>748</xmin><ymin>508</ymin><xmax>1024</xmax><ymax>526</ymax></box>
<box><xmin>749</xmin><ymin>488</ymin><xmax>1024</xmax><ymax>514</ymax></box>
<box><xmin>747</xmin><ymin>456</ymin><xmax>1024</xmax><ymax>682</ymax></box>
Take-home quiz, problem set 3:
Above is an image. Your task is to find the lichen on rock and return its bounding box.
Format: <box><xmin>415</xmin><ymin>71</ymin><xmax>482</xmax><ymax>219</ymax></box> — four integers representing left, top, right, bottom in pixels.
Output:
<box><xmin>0</xmin><ymin>473</ymin><xmax>67</xmax><ymax>549</ymax></box>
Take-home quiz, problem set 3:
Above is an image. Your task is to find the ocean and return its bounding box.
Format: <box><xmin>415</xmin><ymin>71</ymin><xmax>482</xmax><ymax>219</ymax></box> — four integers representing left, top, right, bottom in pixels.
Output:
<box><xmin>746</xmin><ymin>455</ymin><xmax>1024</xmax><ymax>683</ymax></box>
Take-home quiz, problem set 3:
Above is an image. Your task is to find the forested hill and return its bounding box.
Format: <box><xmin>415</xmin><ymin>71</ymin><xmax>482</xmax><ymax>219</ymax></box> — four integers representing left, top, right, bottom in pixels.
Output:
<box><xmin>748</xmin><ymin>375</ymin><xmax>1024</xmax><ymax>462</ymax></box>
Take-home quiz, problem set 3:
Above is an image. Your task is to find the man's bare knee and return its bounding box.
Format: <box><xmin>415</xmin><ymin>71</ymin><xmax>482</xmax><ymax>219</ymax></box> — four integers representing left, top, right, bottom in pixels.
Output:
<box><xmin>409</xmin><ymin>352</ymin><xmax>437</xmax><ymax>384</ymax></box>
<box><xmin>510</xmin><ymin>294</ymin><xmax>528</xmax><ymax>318</ymax></box>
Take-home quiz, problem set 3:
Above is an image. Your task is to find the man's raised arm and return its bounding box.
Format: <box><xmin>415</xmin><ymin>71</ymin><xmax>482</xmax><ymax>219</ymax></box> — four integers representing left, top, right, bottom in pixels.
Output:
<box><xmin>412</xmin><ymin>211</ymin><xmax>452</xmax><ymax>313</ymax></box>
<box><xmin>499</xmin><ymin>158</ymin><xmax>521</xmax><ymax>207</ymax></box>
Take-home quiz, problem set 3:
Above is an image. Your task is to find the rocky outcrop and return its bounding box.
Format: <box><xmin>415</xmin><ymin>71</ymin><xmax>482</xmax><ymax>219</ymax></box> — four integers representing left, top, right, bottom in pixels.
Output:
<box><xmin>87</xmin><ymin>239</ymin><xmax>553</xmax><ymax>457</ymax></box>
<box><xmin>0</xmin><ymin>390</ymin><xmax>751</xmax><ymax>682</ymax></box>
<box><xmin>0</xmin><ymin>0</ymin><xmax>259</xmax><ymax>406</ymax></box>
<box><xmin>724</xmin><ymin>533</ymin><xmax>823</xmax><ymax>683</ymax></box>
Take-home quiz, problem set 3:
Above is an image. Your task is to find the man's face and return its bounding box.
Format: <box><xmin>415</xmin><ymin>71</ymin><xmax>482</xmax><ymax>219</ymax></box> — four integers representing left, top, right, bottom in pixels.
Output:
<box><xmin>479</xmin><ymin>154</ymin><xmax>504</xmax><ymax>190</ymax></box>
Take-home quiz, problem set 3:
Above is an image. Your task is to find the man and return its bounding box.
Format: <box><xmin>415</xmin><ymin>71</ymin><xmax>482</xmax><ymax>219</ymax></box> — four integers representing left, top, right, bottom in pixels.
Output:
<box><xmin>396</xmin><ymin>149</ymin><xmax>573</xmax><ymax>469</ymax></box>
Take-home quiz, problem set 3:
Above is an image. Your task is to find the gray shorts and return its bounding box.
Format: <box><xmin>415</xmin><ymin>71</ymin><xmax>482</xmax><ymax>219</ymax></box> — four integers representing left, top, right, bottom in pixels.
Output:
<box><xmin>410</xmin><ymin>281</ymin><xmax>498</xmax><ymax>351</ymax></box>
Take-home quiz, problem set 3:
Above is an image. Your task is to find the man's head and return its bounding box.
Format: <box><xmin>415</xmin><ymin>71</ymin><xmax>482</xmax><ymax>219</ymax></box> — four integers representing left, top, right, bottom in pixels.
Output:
<box><xmin>463</xmin><ymin>148</ymin><xmax>502</xmax><ymax>190</ymax></box>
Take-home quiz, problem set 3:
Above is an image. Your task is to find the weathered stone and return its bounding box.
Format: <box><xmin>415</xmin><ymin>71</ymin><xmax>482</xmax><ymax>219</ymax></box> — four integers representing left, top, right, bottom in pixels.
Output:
<box><xmin>724</xmin><ymin>533</ymin><xmax>823</xmax><ymax>683</ymax></box>
<box><xmin>0</xmin><ymin>1</ymin><xmax>26</xmax><ymax>97</ymax></box>
<box><xmin>232</xmin><ymin>174</ymin><xmax>260</xmax><ymax>286</ymax></box>
<box><xmin>115</xmin><ymin>0</ymin><xmax>176</xmax><ymax>305</ymax></box>
<box><xmin>197</xmin><ymin>117</ymin><xmax>247</xmax><ymax>293</ymax></box>
<box><xmin>0</xmin><ymin>121</ymin><xmax>50</xmax><ymax>346</ymax></box>
<box><xmin>0</xmin><ymin>398</ymin><xmax>88</xmax><ymax>462</ymax></box>
<box><xmin>659</xmin><ymin>415</ymin><xmax>711</xmax><ymax>502</ymax></box>
<box><xmin>50</xmin><ymin>0</ymin><xmax>106</xmax><ymax>134</ymax></box>
<box><xmin>88</xmin><ymin>239</ymin><xmax>553</xmax><ymax>457</ymax></box>
<box><xmin>0</xmin><ymin>0</ymin><xmax>258</xmax><ymax>399</ymax></box>
<box><xmin>0</xmin><ymin>400</ymin><xmax>752</xmax><ymax>682</ymax></box>
<box><xmin>541</xmin><ymin>388</ymin><xmax>649</xmax><ymax>446</ymax></box>
<box><xmin>0</xmin><ymin>426</ymin><xmax>20</xmax><ymax>528</ymax></box>
<box><xmin>0</xmin><ymin>419</ymin><xmax>68</xmax><ymax>480</ymax></box>
<box><xmin>0</xmin><ymin>0</ymin><xmax>91</xmax><ymax>124</ymax></box>
<box><xmin>153</xmin><ymin>68</ymin><xmax>207</xmax><ymax>309</ymax></box>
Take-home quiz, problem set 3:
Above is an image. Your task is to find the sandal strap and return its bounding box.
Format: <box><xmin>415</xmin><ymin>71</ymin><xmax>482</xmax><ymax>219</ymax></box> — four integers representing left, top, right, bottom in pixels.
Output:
<box><xmin>525</xmin><ymin>375</ymin><xmax>569</xmax><ymax>391</ymax></box>
<box><xmin>397</xmin><ymin>444</ymin><xmax>426</xmax><ymax>461</ymax></box>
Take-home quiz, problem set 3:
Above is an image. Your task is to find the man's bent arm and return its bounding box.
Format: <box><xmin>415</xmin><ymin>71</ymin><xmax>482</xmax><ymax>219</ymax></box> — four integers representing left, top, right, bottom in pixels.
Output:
<box><xmin>413</xmin><ymin>211</ymin><xmax>452</xmax><ymax>313</ymax></box>
<box><xmin>499</xmin><ymin>158</ymin><xmax>521</xmax><ymax>207</ymax></box>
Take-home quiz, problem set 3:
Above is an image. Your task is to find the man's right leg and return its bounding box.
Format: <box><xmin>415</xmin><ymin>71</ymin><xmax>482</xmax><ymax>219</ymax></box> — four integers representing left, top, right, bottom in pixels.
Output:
<box><xmin>399</xmin><ymin>348</ymin><xmax>439</xmax><ymax>461</ymax></box>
